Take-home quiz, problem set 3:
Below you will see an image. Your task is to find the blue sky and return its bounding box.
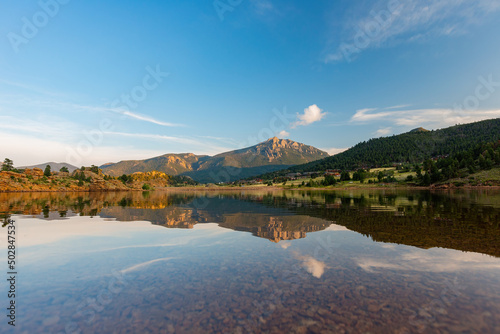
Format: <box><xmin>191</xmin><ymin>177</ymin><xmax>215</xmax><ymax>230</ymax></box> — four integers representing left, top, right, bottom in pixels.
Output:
<box><xmin>1</xmin><ymin>0</ymin><xmax>500</xmax><ymax>166</ymax></box>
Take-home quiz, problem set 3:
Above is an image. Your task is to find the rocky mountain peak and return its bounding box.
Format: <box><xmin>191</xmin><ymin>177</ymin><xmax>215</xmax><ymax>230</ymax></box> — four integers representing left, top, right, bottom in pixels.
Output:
<box><xmin>262</xmin><ymin>137</ymin><xmax>294</xmax><ymax>150</ymax></box>
<box><xmin>101</xmin><ymin>137</ymin><xmax>328</xmax><ymax>182</ymax></box>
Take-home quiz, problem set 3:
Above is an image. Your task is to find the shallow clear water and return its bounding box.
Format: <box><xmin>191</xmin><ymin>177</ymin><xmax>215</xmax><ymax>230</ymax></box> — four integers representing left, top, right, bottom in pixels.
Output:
<box><xmin>1</xmin><ymin>189</ymin><xmax>500</xmax><ymax>333</ymax></box>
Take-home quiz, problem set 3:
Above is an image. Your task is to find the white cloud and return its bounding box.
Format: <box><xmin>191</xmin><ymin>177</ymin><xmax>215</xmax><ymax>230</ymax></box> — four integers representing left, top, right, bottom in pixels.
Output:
<box><xmin>7</xmin><ymin>216</ymin><xmax>231</xmax><ymax>267</ymax></box>
<box><xmin>375</xmin><ymin>127</ymin><xmax>392</xmax><ymax>136</ymax></box>
<box><xmin>357</xmin><ymin>247</ymin><xmax>500</xmax><ymax>273</ymax></box>
<box><xmin>276</xmin><ymin>130</ymin><xmax>290</xmax><ymax>138</ymax></box>
<box><xmin>292</xmin><ymin>104</ymin><xmax>327</xmax><ymax>128</ymax></box>
<box><xmin>0</xmin><ymin>79</ymin><xmax>66</xmax><ymax>97</ymax></box>
<box><xmin>104</xmin><ymin>131</ymin><xmax>231</xmax><ymax>156</ymax></box>
<box><xmin>279</xmin><ymin>241</ymin><xmax>292</xmax><ymax>249</ymax></box>
<box><xmin>300</xmin><ymin>256</ymin><xmax>326</xmax><ymax>278</ymax></box>
<box><xmin>120</xmin><ymin>257</ymin><xmax>175</xmax><ymax>274</ymax></box>
<box><xmin>65</xmin><ymin>103</ymin><xmax>184</xmax><ymax>127</ymax></box>
<box><xmin>8</xmin><ymin>217</ymin><xmax>155</xmax><ymax>249</ymax></box>
<box><xmin>0</xmin><ymin>113</ymin><xmax>230</xmax><ymax>166</ymax></box>
<box><xmin>386</xmin><ymin>104</ymin><xmax>411</xmax><ymax>110</ymax></box>
<box><xmin>0</xmin><ymin>115</ymin><xmax>78</xmax><ymax>141</ymax></box>
<box><xmin>119</xmin><ymin>110</ymin><xmax>183</xmax><ymax>127</ymax></box>
<box><xmin>0</xmin><ymin>95</ymin><xmax>183</xmax><ymax>128</ymax></box>
<box><xmin>351</xmin><ymin>108</ymin><xmax>390</xmax><ymax>122</ymax></box>
<box><xmin>322</xmin><ymin>147</ymin><xmax>348</xmax><ymax>156</ymax></box>
<box><xmin>104</xmin><ymin>131</ymin><xmax>203</xmax><ymax>146</ymax></box>
<box><xmin>325</xmin><ymin>0</ymin><xmax>500</xmax><ymax>62</ymax></box>
<box><xmin>350</xmin><ymin>107</ymin><xmax>500</xmax><ymax>129</ymax></box>
<box><xmin>290</xmin><ymin>251</ymin><xmax>328</xmax><ymax>278</ymax></box>
<box><xmin>0</xmin><ymin>131</ymin><xmax>167</xmax><ymax>166</ymax></box>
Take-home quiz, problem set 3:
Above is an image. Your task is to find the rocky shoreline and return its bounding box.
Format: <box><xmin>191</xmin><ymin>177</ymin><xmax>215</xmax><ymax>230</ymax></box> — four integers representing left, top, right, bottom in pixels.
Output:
<box><xmin>0</xmin><ymin>168</ymin><xmax>172</xmax><ymax>193</ymax></box>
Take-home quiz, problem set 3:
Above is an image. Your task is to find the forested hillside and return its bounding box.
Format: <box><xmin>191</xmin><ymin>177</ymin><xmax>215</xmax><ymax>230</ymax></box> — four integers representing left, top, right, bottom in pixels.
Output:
<box><xmin>414</xmin><ymin>139</ymin><xmax>500</xmax><ymax>186</ymax></box>
<box><xmin>260</xmin><ymin>118</ymin><xmax>500</xmax><ymax>178</ymax></box>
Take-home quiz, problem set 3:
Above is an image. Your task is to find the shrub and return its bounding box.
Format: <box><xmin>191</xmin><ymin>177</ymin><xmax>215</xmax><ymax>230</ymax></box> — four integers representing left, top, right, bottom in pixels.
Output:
<box><xmin>90</xmin><ymin>165</ymin><xmax>99</xmax><ymax>174</ymax></box>
<box><xmin>119</xmin><ymin>175</ymin><xmax>130</xmax><ymax>183</ymax></box>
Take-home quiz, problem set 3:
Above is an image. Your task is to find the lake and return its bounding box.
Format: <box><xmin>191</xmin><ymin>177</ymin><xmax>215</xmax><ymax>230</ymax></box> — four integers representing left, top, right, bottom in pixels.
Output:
<box><xmin>1</xmin><ymin>189</ymin><xmax>500</xmax><ymax>333</ymax></box>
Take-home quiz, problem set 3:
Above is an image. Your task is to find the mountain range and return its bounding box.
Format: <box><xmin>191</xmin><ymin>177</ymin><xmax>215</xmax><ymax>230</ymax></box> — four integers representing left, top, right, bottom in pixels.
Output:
<box><xmin>100</xmin><ymin>137</ymin><xmax>329</xmax><ymax>183</ymax></box>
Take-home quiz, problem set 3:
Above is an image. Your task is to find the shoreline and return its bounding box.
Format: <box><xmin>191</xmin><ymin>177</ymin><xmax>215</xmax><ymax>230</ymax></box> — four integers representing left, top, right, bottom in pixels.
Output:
<box><xmin>2</xmin><ymin>184</ymin><xmax>500</xmax><ymax>193</ymax></box>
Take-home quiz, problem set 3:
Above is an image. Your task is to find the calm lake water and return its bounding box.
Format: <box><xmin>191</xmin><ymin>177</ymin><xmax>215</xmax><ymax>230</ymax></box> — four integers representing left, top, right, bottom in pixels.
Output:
<box><xmin>1</xmin><ymin>189</ymin><xmax>500</xmax><ymax>333</ymax></box>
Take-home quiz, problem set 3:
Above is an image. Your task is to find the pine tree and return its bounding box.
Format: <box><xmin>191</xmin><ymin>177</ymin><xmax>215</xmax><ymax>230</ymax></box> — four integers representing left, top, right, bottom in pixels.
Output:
<box><xmin>44</xmin><ymin>165</ymin><xmax>51</xmax><ymax>177</ymax></box>
<box><xmin>2</xmin><ymin>158</ymin><xmax>14</xmax><ymax>171</ymax></box>
<box><xmin>340</xmin><ymin>171</ymin><xmax>351</xmax><ymax>181</ymax></box>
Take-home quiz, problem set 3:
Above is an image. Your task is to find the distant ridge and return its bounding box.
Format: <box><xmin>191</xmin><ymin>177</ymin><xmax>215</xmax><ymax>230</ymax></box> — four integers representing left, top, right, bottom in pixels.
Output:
<box><xmin>101</xmin><ymin>137</ymin><xmax>329</xmax><ymax>183</ymax></box>
<box><xmin>19</xmin><ymin>162</ymin><xmax>79</xmax><ymax>173</ymax></box>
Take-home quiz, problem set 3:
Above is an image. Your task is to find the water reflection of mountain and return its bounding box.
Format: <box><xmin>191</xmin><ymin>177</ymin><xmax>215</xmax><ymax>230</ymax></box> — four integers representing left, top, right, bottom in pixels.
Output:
<box><xmin>1</xmin><ymin>190</ymin><xmax>499</xmax><ymax>256</ymax></box>
<box><xmin>241</xmin><ymin>190</ymin><xmax>500</xmax><ymax>257</ymax></box>
<box><xmin>99</xmin><ymin>197</ymin><xmax>332</xmax><ymax>242</ymax></box>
